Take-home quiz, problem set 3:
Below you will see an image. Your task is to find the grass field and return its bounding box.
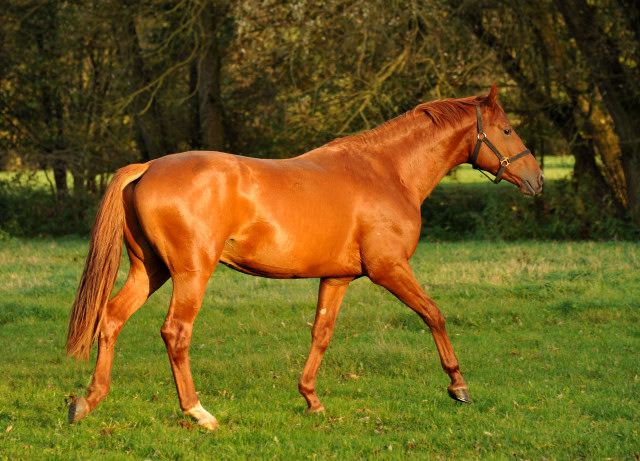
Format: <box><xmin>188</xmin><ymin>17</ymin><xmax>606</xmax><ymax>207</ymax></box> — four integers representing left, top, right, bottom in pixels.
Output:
<box><xmin>444</xmin><ymin>155</ymin><xmax>573</xmax><ymax>184</ymax></box>
<box><xmin>0</xmin><ymin>237</ymin><xmax>638</xmax><ymax>460</ymax></box>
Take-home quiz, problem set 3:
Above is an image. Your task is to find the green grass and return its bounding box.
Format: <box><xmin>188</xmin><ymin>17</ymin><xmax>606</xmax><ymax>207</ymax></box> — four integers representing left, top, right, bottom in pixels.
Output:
<box><xmin>0</xmin><ymin>170</ymin><xmax>78</xmax><ymax>188</ymax></box>
<box><xmin>443</xmin><ymin>155</ymin><xmax>572</xmax><ymax>184</ymax></box>
<box><xmin>1</xmin><ymin>237</ymin><xmax>638</xmax><ymax>459</ymax></box>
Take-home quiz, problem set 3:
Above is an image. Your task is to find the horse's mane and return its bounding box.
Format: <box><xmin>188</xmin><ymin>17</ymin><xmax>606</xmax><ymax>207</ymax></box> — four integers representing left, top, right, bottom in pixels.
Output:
<box><xmin>413</xmin><ymin>95</ymin><xmax>483</xmax><ymax>127</ymax></box>
<box><xmin>328</xmin><ymin>94</ymin><xmax>487</xmax><ymax>147</ymax></box>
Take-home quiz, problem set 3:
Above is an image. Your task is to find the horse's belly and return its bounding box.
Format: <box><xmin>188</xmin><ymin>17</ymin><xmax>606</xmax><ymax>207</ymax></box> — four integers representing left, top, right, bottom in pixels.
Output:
<box><xmin>219</xmin><ymin>222</ymin><xmax>360</xmax><ymax>279</ymax></box>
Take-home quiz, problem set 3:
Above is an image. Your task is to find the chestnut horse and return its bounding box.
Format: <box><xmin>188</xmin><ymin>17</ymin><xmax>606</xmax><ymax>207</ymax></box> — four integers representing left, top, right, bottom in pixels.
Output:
<box><xmin>66</xmin><ymin>84</ymin><xmax>544</xmax><ymax>430</ymax></box>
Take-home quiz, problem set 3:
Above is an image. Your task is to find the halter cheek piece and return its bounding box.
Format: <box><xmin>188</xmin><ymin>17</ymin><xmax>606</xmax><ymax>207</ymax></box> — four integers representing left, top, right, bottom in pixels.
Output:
<box><xmin>470</xmin><ymin>105</ymin><xmax>531</xmax><ymax>184</ymax></box>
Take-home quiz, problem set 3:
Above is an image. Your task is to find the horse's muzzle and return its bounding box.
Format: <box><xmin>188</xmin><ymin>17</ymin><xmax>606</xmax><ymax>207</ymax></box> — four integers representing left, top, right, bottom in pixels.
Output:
<box><xmin>521</xmin><ymin>171</ymin><xmax>545</xmax><ymax>196</ymax></box>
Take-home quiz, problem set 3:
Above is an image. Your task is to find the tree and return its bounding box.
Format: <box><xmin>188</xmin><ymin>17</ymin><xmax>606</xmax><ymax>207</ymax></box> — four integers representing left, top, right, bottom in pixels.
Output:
<box><xmin>553</xmin><ymin>0</ymin><xmax>640</xmax><ymax>223</ymax></box>
<box><xmin>1</xmin><ymin>1</ymin><xmax>135</xmax><ymax>198</ymax></box>
<box><xmin>225</xmin><ymin>0</ymin><xmax>489</xmax><ymax>157</ymax></box>
<box><xmin>451</xmin><ymin>0</ymin><xmax>630</xmax><ymax>214</ymax></box>
<box><xmin>195</xmin><ymin>1</ymin><xmax>228</xmax><ymax>150</ymax></box>
<box><xmin>112</xmin><ymin>2</ymin><xmax>176</xmax><ymax>161</ymax></box>
<box><xmin>1</xmin><ymin>0</ymin><xmax>638</xmax><ymax>235</ymax></box>
<box><xmin>111</xmin><ymin>0</ymin><xmax>231</xmax><ymax>158</ymax></box>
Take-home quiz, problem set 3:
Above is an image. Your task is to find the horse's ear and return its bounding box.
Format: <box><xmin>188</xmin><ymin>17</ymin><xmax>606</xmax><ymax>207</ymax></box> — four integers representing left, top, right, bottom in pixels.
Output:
<box><xmin>485</xmin><ymin>83</ymin><xmax>498</xmax><ymax>106</ymax></box>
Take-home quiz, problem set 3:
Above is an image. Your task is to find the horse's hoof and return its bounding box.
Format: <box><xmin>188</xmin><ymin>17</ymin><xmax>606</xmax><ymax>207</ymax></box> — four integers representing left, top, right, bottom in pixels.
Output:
<box><xmin>183</xmin><ymin>402</ymin><xmax>219</xmax><ymax>431</ymax></box>
<box><xmin>448</xmin><ymin>387</ymin><xmax>472</xmax><ymax>404</ymax></box>
<box><xmin>198</xmin><ymin>418</ymin><xmax>219</xmax><ymax>431</ymax></box>
<box><xmin>68</xmin><ymin>397</ymin><xmax>90</xmax><ymax>424</ymax></box>
<box><xmin>305</xmin><ymin>404</ymin><xmax>325</xmax><ymax>414</ymax></box>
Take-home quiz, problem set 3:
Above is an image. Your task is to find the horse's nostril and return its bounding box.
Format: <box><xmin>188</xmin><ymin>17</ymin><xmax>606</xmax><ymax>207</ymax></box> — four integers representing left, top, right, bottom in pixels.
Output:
<box><xmin>539</xmin><ymin>172</ymin><xmax>545</xmax><ymax>185</ymax></box>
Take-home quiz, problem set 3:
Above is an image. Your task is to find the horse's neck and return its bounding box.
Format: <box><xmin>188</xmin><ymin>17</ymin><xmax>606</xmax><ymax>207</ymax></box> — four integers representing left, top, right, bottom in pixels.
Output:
<box><xmin>385</xmin><ymin>115</ymin><xmax>474</xmax><ymax>203</ymax></box>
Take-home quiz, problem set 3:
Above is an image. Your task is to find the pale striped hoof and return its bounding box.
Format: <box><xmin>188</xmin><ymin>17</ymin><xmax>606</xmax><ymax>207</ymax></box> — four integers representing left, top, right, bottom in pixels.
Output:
<box><xmin>198</xmin><ymin>418</ymin><xmax>219</xmax><ymax>431</ymax></box>
<box><xmin>183</xmin><ymin>402</ymin><xmax>219</xmax><ymax>431</ymax></box>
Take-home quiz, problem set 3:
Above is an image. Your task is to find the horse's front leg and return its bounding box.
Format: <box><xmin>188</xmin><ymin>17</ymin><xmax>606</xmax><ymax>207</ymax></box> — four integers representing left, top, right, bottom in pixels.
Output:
<box><xmin>369</xmin><ymin>260</ymin><xmax>471</xmax><ymax>403</ymax></box>
<box><xmin>299</xmin><ymin>277</ymin><xmax>352</xmax><ymax>412</ymax></box>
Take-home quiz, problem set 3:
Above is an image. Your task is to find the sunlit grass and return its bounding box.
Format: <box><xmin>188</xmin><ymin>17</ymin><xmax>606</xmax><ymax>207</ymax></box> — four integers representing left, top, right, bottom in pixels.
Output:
<box><xmin>0</xmin><ymin>237</ymin><xmax>638</xmax><ymax>459</ymax></box>
<box><xmin>1</xmin><ymin>155</ymin><xmax>573</xmax><ymax>190</ymax></box>
<box><xmin>443</xmin><ymin>155</ymin><xmax>573</xmax><ymax>184</ymax></box>
<box><xmin>0</xmin><ymin>170</ymin><xmax>66</xmax><ymax>189</ymax></box>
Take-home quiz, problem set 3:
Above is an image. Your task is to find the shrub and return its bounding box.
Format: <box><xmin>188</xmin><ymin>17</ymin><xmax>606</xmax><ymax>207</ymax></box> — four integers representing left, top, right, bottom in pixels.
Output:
<box><xmin>421</xmin><ymin>179</ymin><xmax>638</xmax><ymax>241</ymax></box>
<box><xmin>1</xmin><ymin>176</ymin><xmax>636</xmax><ymax>240</ymax></box>
<box><xmin>0</xmin><ymin>179</ymin><xmax>95</xmax><ymax>237</ymax></box>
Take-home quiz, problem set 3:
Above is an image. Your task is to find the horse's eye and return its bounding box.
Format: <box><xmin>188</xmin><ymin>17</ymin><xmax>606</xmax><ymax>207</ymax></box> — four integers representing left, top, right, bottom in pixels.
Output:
<box><xmin>504</xmin><ymin>128</ymin><xmax>512</xmax><ymax>135</ymax></box>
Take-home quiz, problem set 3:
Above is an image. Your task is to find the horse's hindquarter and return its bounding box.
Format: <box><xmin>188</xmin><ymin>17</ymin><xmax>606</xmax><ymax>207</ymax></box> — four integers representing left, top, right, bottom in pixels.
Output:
<box><xmin>132</xmin><ymin>150</ymin><xmax>388</xmax><ymax>279</ymax></box>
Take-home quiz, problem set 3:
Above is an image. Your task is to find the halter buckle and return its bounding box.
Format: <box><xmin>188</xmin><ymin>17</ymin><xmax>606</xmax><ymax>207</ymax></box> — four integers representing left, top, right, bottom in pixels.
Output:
<box><xmin>500</xmin><ymin>158</ymin><xmax>510</xmax><ymax>167</ymax></box>
<box><xmin>477</xmin><ymin>132</ymin><xmax>487</xmax><ymax>141</ymax></box>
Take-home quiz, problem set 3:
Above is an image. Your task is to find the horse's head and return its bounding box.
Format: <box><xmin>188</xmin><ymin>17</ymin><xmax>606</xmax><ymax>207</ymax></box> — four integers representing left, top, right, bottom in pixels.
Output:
<box><xmin>470</xmin><ymin>84</ymin><xmax>544</xmax><ymax>196</ymax></box>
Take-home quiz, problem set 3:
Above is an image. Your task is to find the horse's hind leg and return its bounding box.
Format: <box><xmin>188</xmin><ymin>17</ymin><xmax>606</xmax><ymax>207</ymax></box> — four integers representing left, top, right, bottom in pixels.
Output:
<box><xmin>161</xmin><ymin>269</ymin><xmax>218</xmax><ymax>430</ymax></box>
<box><xmin>69</xmin><ymin>250</ymin><xmax>169</xmax><ymax>423</ymax></box>
<box><xmin>69</xmin><ymin>184</ymin><xmax>170</xmax><ymax>424</ymax></box>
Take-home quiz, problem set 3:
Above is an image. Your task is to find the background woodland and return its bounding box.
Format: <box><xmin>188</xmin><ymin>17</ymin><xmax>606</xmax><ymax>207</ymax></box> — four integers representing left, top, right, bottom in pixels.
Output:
<box><xmin>1</xmin><ymin>0</ymin><xmax>639</xmax><ymax>239</ymax></box>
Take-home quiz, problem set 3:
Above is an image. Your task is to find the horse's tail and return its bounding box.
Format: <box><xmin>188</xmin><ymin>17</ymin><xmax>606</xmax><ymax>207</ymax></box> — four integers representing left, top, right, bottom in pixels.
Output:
<box><xmin>66</xmin><ymin>162</ymin><xmax>151</xmax><ymax>361</ymax></box>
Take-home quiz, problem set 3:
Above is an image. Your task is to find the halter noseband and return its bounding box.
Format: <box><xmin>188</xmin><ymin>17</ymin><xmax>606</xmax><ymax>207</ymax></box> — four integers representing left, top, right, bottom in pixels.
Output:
<box><xmin>470</xmin><ymin>105</ymin><xmax>531</xmax><ymax>184</ymax></box>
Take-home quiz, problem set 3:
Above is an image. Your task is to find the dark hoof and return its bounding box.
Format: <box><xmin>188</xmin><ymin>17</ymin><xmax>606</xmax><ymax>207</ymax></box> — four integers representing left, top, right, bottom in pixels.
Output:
<box><xmin>448</xmin><ymin>387</ymin><xmax>472</xmax><ymax>404</ymax></box>
<box><xmin>68</xmin><ymin>397</ymin><xmax>90</xmax><ymax>424</ymax></box>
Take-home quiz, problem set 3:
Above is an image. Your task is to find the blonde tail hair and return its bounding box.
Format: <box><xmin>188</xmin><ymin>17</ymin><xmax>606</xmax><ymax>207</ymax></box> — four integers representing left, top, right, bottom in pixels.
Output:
<box><xmin>66</xmin><ymin>163</ymin><xmax>150</xmax><ymax>360</ymax></box>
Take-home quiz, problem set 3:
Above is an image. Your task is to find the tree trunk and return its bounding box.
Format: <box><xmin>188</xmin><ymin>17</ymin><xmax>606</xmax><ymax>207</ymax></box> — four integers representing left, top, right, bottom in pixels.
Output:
<box><xmin>35</xmin><ymin>4</ymin><xmax>69</xmax><ymax>200</ymax></box>
<box><xmin>197</xmin><ymin>6</ymin><xmax>226</xmax><ymax>151</ymax></box>
<box><xmin>51</xmin><ymin>160</ymin><xmax>69</xmax><ymax>200</ymax></box>
<box><xmin>116</xmin><ymin>6</ymin><xmax>172</xmax><ymax>160</ymax></box>
<box><xmin>189</xmin><ymin>61</ymin><xmax>201</xmax><ymax>149</ymax></box>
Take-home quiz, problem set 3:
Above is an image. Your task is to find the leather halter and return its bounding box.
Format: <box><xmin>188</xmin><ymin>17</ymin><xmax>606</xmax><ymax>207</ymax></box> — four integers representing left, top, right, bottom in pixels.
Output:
<box><xmin>470</xmin><ymin>105</ymin><xmax>531</xmax><ymax>184</ymax></box>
